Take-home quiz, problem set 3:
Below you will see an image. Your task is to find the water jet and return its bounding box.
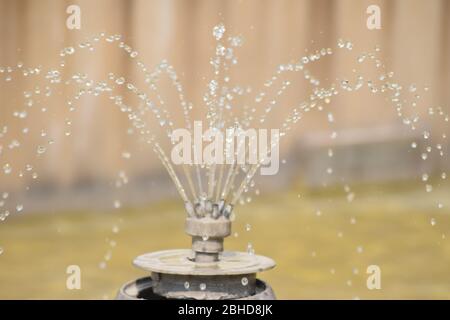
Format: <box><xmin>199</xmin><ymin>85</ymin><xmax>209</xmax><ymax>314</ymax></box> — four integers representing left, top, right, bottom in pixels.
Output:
<box><xmin>0</xmin><ymin>17</ymin><xmax>447</xmax><ymax>301</ymax></box>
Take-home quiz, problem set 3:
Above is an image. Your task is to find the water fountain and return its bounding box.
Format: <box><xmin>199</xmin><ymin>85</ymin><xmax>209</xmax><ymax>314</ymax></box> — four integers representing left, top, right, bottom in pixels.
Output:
<box><xmin>0</xmin><ymin>21</ymin><xmax>448</xmax><ymax>300</ymax></box>
<box><xmin>117</xmin><ymin>203</ymin><xmax>276</xmax><ymax>300</ymax></box>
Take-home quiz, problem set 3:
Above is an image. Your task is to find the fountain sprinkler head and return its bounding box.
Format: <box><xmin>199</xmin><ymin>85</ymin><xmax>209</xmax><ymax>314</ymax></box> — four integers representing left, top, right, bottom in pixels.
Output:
<box><xmin>117</xmin><ymin>199</ymin><xmax>276</xmax><ymax>300</ymax></box>
<box><xmin>185</xmin><ymin>204</ymin><xmax>232</xmax><ymax>263</ymax></box>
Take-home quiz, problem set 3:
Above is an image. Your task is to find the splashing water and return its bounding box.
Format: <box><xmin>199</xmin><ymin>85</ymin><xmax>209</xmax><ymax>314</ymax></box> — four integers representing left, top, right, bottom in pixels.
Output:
<box><xmin>0</xmin><ymin>24</ymin><xmax>448</xmax><ymax>239</ymax></box>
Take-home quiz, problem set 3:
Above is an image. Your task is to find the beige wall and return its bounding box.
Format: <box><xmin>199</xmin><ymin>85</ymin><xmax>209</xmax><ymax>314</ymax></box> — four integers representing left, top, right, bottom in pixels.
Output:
<box><xmin>0</xmin><ymin>0</ymin><xmax>449</xmax><ymax>191</ymax></box>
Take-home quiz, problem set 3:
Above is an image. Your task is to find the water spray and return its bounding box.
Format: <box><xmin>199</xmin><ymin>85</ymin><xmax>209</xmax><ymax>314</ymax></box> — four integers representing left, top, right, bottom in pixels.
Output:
<box><xmin>0</xmin><ymin>16</ymin><xmax>447</xmax><ymax>301</ymax></box>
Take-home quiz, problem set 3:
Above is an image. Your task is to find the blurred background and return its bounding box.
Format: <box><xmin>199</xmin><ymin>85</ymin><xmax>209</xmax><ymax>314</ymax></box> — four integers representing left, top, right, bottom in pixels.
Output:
<box><xmin>0</xmin><ymin>0</ymin><xmax>449</xmax><ymax>299</ymax></box>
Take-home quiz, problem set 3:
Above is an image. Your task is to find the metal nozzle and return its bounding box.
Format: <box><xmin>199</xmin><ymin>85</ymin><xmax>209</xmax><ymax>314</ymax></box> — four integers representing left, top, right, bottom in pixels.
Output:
<box><xmin>185</xmin><ymin>215</ymin><xmax>231</xmax><ymax>263</ymax></box>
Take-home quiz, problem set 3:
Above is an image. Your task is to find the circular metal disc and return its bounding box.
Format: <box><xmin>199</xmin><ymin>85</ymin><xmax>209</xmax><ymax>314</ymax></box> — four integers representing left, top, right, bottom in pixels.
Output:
<box><xmin>133</xmin><ymin>249</ymin><xmax>275</xmax><ymax>276</ymax></box>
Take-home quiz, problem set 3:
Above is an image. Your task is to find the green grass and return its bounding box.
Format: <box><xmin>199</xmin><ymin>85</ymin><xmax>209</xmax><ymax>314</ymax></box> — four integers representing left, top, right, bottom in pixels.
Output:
<box><xmin>0</xmin><ymin>181</ymin><xmax>449</xmax><ymax>299</ymax></box>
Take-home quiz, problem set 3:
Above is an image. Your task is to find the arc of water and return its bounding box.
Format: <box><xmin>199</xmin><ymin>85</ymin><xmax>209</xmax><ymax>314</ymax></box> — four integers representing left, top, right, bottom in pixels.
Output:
<box><xmin>1</xmin><ymin>29</ymin><xmax>449</xmax><ymax>219</ymax></box>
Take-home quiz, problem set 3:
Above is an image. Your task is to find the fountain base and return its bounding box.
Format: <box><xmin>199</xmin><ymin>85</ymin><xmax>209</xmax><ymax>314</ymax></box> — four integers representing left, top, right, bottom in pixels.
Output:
<box><xmin>117</xmin><ymin>277</ymin><xmax>276</xmax><ymax>300</ymax></box>
<box><xmin>117</xmin><ymin>249</ymin><xmax>276</xmax><ymax>300</ymax></box>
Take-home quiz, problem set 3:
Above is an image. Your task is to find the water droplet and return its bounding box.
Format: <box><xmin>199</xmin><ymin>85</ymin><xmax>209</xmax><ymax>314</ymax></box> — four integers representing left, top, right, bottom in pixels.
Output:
<box><xmin>199</xmin><ymin>283</ymin><xmax>206</xmax><ymax>291</ymax></box>
<box><xmin>16</xmin><ymin>204</ymin><xmax>23</xmax><ymax>212</ymax></box>
<box><xmin>422</xmin><ymin>174</ymin><xmax>429</xmax><ymax>182</ymax></box>
<box><xmin>425</xmin><ymin>184</ymin><xmax>433</xmax><ymax>193</ymax></box>
<box><xmin>327</xmin><ymin>113</ymin><xmax>334</xmax><ymax>123</ymax></box>
<box><xmin>184</xmin><ymin>281</ymin><xmax>190</xmax><ymax>289</ymax></box>
<box><xmin>212</xmin><ymin>23</ymin><xmax>225</xmax><ymax>40</ymax></box>
<box><xmin>112</xmin><ymin>225</ymin><xmax>119</xmax><ymax>233</ymax></box>
<box><xmin>356</xmin><ymin>246</ymin><xmax>363</xmax><ymax>254</ymax></box>
<box><xmin>0</xmin><ymin>247</ymin><xmax>3</xmax><ymax>255</ymax></box>
<box><xmin>0</xmin><ymin>211</ymin><xmax>9</xmax><ymax>221</ymax></box>
<box><xmin>104</xmin><ymin>250</ymin><xmax>112</xmax><ymax>261</ymax></box>
<box><xmin>245</xmin><ymin>223</ymin><xmax>251</xmax><ymax>232</ymax></box>
<box><xmin>64</xmin><ymin>47</ymin><xmax>75</xmax><ymax>55</ymax></box>
<box><xmin>3</xmin><ymin>164</ymin><xmax>12</xmax><ymax>175</ymax></box>
<box><xmin>430</xmin><ymin>218</ymin><xmax>436</xmax><ymax>226</ymax></box>
<box><xmin>229</xmin><ymin>36</ymin><xmax>243</xmax><ymax>47</ymax></box>
<box><xmin>37</xmin><ymin>145</ymin><xmax>46</xmax><ymax>155</ymax></box>
<box><xmin>202</xmin><ymin>235</ymin><xmax>209</xmax><ymax>241</ymax></box>
<box><xmin>247</xmin><ymin>243</ymin><xmax>255</xmax><ymax>255</ymax></box>
<box><xmin>328</xmin><ymin>148</ymin><xmax>334</xmax><ymax>157</ymax></box>
<box><xmin>241</xmin><ymin>277</ymin><xmax>249</xmax><ymax>286</ymax></box>
<box><xmin>346</xmin><ymin>193</ymin><xmax>355</xmax><ymax>203</ymax></box>
<box><xmin>113</xmin><ymin>200</ymin><xmax>121</xmax><ymax>209</ymax></box>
